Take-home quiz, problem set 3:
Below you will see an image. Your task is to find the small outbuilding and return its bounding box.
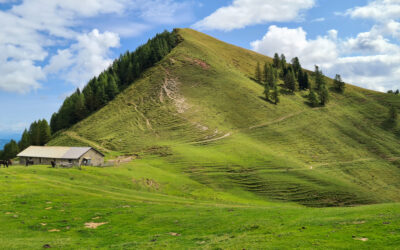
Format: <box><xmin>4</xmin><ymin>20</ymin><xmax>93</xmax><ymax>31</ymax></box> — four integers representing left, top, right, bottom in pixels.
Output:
<box><xmin>17</xmin><ymin>146</ymin><xmax>104</xmax><ymax>167</ymax></box>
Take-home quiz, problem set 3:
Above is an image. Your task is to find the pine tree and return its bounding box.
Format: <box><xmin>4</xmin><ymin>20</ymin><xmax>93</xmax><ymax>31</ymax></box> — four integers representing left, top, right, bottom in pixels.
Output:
<box><xmin>273</xmin><ymin>53</ymin><xmax>280</xmax><ymax>68</ymax></box>
<box><xmin>255</xmin><ymin>62</ymin><xmax>262</xmax><ymax>83</ymax></box>
<box><xmin>18</xmin><ymin>129</ymin><xmax>30</xmax><ymax>151</ymax></box>
<box><xmin>291</xmin><ymin>57</ymin><xmax>301</xmax><ymax>76</ymax></box>
<box><xmin>3</xmin><ymin>140</ymin><xmax>19</xmax><ymax>160</ymax></box>
<box><xmin>284</xmin><ymin>68</ymin><xmax>297</xmax><ymax>92</ymax></box>
<box><xmin>334</xmin><ymin>74</ymin><xmax>345</xmax><ymax>93</ymax></box>
<box><xmin>272</xmin><ymin>84</ymin><xmax>280</xmax><ymax>104</ymax></box>
<box><xmin>298</xmin><ymin>70</ymin><xmax>310</xmax><ymax>90</ymax></box>
<box><xmin>264</xmin><ymin>83</ymin><xmax>270</xmax><ymax>101</ymax></box>
<box><xmin>38</xmin><ymin>119</ymin><xmax>51</xmax><ymax>146</ymax></box>
<box><xmin>308</xmin><ymin>89</ymin><xmax>319</xmax><ymax>107</ymax></box>
<box><xmin>319</xmin><ymin>84</ymin><xmax>329</xmax><ymax>106</ymax></box>
<box><xmin>266</xmin><ymin>64</ymin><xmax>276</xmax><ymax>88</ymax></box>
<box><xmin>314</xmin><ymin>65</ymin><xmax>325</xmax><ymax>90</ymax></box>
<box><xmin>74</xmin><ymin>93</ymin><xmax>88</xmax><ymax>122</ymax></box>
<box><xmin>106</xmin><ymin>75</ymin><xmax>119</xmax><ymax>100</ymax></box>
<box><xmin>29</xmin><ymin>121</ymin><xmax>40</xmax><ymax>146</ymax></box>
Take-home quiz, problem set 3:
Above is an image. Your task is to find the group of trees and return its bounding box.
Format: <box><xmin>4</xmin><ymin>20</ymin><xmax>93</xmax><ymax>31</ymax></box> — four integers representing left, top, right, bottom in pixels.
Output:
<box><xmin>50</xmin><ymin>30</ymin><xmax>180</xmax><ymax>133</ymax></box>
<box><xmin>308</xmin><ymin>66</ymin><xmax>330</xmax><ymax>107</ymax></box>
<box><xmin>387</xmin><ymin>89</ymin><xmax>400</xmax><ymax>95</ymax></box>
<box><xmin>0</xmin><ymin>119</ymin><xmax>51</xmax><ymax>160</ymax></box>
<box><xmin>256</xmin><ymin>53</ymin><xmax>344</xmax><ymax>107</ymax></box>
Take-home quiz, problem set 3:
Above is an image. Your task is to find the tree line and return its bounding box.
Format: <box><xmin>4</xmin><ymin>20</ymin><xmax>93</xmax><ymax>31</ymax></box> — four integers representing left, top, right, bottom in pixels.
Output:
<box><xmin>50</xmin><ymin>30</ymin><xmax>180</xmax><ymax>133</ymax></box>
<box><xmin>387</xmin><ymin>89</ymin><xmax>400</xmax><ymax>95</ymax></box>
<box><xmin>0</xmin><ymin>120</ymin><xmax>51</xmax><ymax>160</ymax></box>
<box><xmin>255</xmin><ymin>53</ymin><xmax>345</xmax><ymax>107</ymax></box>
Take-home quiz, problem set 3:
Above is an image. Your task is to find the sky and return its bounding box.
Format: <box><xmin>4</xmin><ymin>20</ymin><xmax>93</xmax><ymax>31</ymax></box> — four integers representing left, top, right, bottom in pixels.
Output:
<box><xmin>1</xmin><ymin>0</ymin><xmax>400</xmax><ymax>139</ymax></box>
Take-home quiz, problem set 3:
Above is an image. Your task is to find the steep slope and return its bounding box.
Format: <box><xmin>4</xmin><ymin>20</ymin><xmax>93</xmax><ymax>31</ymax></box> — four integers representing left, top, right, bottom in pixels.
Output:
<box><xmin>49</xmin><ymin>28</ymin><xmax>400</xmax><ymax>207</ymax></box>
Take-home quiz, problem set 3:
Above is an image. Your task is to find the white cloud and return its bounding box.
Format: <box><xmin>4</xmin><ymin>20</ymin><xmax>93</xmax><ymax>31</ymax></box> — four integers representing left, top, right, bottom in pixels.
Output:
<box><xmin>0</xmin><ymin>0</ymin><xmax>193</xmax><ymax>94</ymax></box>
<box><xmin>192</xmin><ymin>0</ymin><xmax>315</xmax><ymax>31</ymax></box>
<box><xmin>311</xmin><ymin>17</ymin><xmax>325</xmax><ymax>22</ymax></box>
<box><xmin>251</xmin><ymin>25</ymin><xmax>400</xmax><ymax>91</ymax></box>
<box><xmin>345</xmin><ymin>0</ymin><xmax>400</xmax><ymax>21</ymax></box>
<box><xmin>251</xmin><ymin>25</ymin><xmax>338</xmax><ymax>69</ymax></box>
<box><xmin>45</xmin><ymin>29</ymin><xmax>120</xmax><ymax>88</ymax></box>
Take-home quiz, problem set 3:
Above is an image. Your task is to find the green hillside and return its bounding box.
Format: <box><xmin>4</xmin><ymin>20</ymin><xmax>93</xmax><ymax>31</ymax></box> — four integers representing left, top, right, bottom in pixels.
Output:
<box><xmin>50</xmin><ymin>28</ymin><xmax>400</xmax><ymax>207</ymax></box>
<box><xmin>2</xmin><ymin>28</ymin><xmax>400</xmax><ymax>249</ymax></box>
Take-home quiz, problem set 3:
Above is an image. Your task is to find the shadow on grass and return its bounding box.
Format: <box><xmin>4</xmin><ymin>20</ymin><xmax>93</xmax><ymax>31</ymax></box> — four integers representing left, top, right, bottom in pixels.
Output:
<box><xmin>258</xmin><ymin>96</ymin><xmax>277</xmax><ymax>105</ymax></box>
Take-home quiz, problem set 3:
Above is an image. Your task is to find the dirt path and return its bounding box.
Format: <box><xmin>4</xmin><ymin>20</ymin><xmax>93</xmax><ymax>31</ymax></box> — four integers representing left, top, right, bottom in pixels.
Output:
<box><xmin>190</xmin><ymin>132</ymin><xmax>232</xmax><ymax>144</ymax></box>
<box><xmin>64</xmin><ymin>131</ymin><xmax>111</xmax><ymax>153</ymax></box>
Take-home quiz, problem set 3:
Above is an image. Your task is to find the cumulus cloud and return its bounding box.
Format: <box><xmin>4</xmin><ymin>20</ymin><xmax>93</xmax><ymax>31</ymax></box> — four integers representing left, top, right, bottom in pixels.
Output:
<box><xmin>251</xmin><ymin>25</ymin><xmax>400</xmax><ymax>91</ymax></box>
<box><xmin>251</xmin><ymin>25</ymin><xmax>338</xmax><ymax>69</ymax></box>
<box><xmin>45</xmin><ymin>29</ymin><xmax>120</xmax><ymax>88</ymax></box>
<box><xmin>192</xmin><ymin>0</ymin><xmax>315</xmax><ymax>31</ymax></box>
<box><xmin>0</xmin><ymin>0</ymin><xmax>194</xmax><ymax>94</ymax></box>
<box><xmin>345</xmin><ymin>0</ymin><xmax>400</xmax><ymax>21</ymax></box>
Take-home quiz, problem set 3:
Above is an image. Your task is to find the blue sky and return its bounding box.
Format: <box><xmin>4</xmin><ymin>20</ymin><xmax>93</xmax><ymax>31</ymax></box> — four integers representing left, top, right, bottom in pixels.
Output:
<box><xmin>1</xmin><ymin>0</ymin><xmax>399</xmax><ymax>139</ymax></box>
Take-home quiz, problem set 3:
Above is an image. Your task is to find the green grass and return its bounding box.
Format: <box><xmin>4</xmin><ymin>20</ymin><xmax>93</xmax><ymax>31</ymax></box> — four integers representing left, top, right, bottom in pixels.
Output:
<box><xmin>5</xmin><ymin>28</ymin><xmax>400</xmax><ymax>248</ymax></box>
<box><xmin>1</xmin><ymin>164</ymin><xmax>400</xmax><ymax>249</ymax></box>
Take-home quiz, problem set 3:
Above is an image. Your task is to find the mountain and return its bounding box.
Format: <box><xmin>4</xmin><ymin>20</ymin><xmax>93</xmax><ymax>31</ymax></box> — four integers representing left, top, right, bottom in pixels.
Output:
<box><xmin>2</xmin><ymin>28</ymin><xmax>400</xmax><ymax>249</ymax></box>
<box><xmin>48</xmin><ymin>28</ymin><xmax>400</xmax><ymax>207</ymax></box>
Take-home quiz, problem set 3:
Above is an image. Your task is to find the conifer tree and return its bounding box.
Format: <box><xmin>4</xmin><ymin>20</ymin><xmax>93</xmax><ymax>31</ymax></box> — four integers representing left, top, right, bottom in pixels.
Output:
<box><xmin>308</xmin><ymin>89</ymin><xmax>319</xmax><ymax>107</ymax></box>
<box><xmin>273</xmin><ymin>53</ymin><xmax>280</xmax><ymax>68</ymax></box>
<box><xmin>334</xmin><ymin>74</ymin><xmax>345</xmax><ymax>93</ymax></box>
<box><xmin>314</xmin><ymin>65</ymin><xmax>325</xmax><ymax>90</ymax></box>
<box><xmin>264</xmin><ymin>82</ymin><xmax>270</xmax><ymax>101</ymax></box>
<box><xmin>272</xmin><ymin>84</ymin><xmax>280</xmax><ymax>104</ymax></box>
<box><xmin>38</xmin><ymin>119</ymin><xmax>51</xmax><ymax>146</ymax></box>
<box><xmin>319</xmin><ymin>84</ymin><xmax>329</xmax><ymax>106</ymax></box>
<box><xmin>298</xmin><ymin>70</ymin><xmax>309</xmax><ymax>90</ymax></box>
<box><xmin>18</xmin><ymin>129</ymin><xmax>30</xmax><ymax>151</ymax></box>
<box><xmin>284</xmin><ymin>68</ymin><xmax>297</xmax><ymax>92</ymax></box>
<box><xmin>3</xmin><ymin>140</ymin><xmax>19</xmax><ymax>160</ymax></box>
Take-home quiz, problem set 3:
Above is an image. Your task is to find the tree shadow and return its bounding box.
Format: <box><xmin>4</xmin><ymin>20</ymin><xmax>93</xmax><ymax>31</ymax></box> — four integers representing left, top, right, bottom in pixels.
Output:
<box><xmin>258</xmin><ymin>96</ymin><xmax>276</xmax><ymax>105</ymax></box>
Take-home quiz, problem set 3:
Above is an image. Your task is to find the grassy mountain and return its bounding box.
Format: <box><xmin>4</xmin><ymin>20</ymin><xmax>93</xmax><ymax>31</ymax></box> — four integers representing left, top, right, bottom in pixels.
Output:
<box><xmin>2</xmin><ymin>28</ymin><xmax>400</xmax><ymax>248</ymax></box>
<box><xmin>50</xmin><ymin>28</ymin><xmax>400</xmax><ymax>207</ymax></box>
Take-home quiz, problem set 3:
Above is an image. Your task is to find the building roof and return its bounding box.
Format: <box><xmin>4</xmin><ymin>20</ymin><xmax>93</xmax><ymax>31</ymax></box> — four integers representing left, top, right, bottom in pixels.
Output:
<box><xmin>17</xmin><ymin>146</ymin><xmax>104</xmax><ymax>159</ymax></box>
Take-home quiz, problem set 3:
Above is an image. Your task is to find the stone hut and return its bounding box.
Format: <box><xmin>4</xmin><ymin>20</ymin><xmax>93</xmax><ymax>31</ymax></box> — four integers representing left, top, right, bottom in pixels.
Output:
<box><xmin>17</xmin><ymin>146</ymin><xmax>104</xmax><ymax>166</ymax></box>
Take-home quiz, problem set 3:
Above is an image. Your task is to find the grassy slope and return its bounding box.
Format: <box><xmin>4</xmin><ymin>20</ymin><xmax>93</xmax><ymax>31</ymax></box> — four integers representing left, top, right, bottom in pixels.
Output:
<box><xmin>3</xmin><ymin>28</ymin><xmax>400</xmax><ymax>248</ymax></box>
<box><xmin>50</xmin><ymin>28</ymin><xmax>400</xmax><ymax>206</ymax></box>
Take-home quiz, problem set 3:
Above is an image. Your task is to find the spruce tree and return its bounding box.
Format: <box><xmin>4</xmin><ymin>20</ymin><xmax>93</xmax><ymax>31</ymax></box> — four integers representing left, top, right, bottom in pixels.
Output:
<box><xmin>272</xmin><ymin>84</ymin><xmax>280</xmax><ymax>104</ymax></box>
<box><xmin>334</xmin><ymin>74</ymin><xmax>345</xmax><ymax>93</ymax></box>
<box><xmin>3</xmin><ymin>140</ymin><xmax>19</xmax><ymax>160</ymax></box>
<box><xmin>273</xmin><ymin>53</ymin><xmax>280</xmax><ymax>68</ymax></box>
<box><xmin>314</xmin><ymin>65</ymin><xmax>325</xmax><ymax>90</ymax></box>
<box><xmin>264</xmin><ymin>83</ymin><xmax>270</xmax><ymax>101</ymax></box>
<box><xmin>38</xmin><ymin>119</ymin><xmax>51</xmax><ymax>146</ymax></box>
<box><xmin>308</xmin><ymin>89</ymin><xmax>319</xmax><ymax>107</ymax></box>
<box><xmin>18</xmin><ymin>129</ymin><xmax>30</xmax><ymax>151</ymax></box>
<box><xmin>319</xmin><ymin>84</ymin><xmax>329</xmax><ymax>106</ymax></box>
<box><xmin>284</xmin><ymin>68</ymin><xmax>297</xmax><ymax>92</ymax></box>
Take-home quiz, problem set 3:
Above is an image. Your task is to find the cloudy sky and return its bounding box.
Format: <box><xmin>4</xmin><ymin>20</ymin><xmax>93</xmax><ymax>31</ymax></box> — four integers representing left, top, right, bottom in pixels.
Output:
<box><xmin>1</xmin><ymin>0</ymin><xmax>399</xmax><ymax>138</ymax></box>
